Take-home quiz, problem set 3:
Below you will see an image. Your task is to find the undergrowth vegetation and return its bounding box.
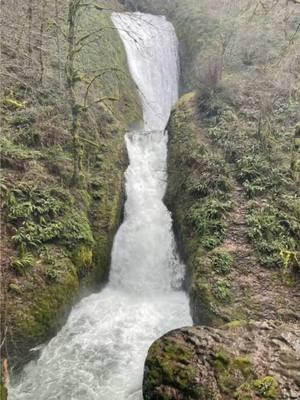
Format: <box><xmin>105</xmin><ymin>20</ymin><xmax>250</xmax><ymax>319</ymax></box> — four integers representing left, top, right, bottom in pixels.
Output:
<box><xmin>188</xmin><ymin>199</ymin><xmax>232</xmax><ymax>250</ymax></box>
<box><xmin>167</xmin><ymin>95</ymin><xmax>233</xmax><ymax>256</ymax></box>
<box><xmin>4</xmin><ymin>183</ymin><xmax>95</xmax><ymax>256</ymax></box>
<box><xmin>247</xmin><ymin>198</ymin><xmax>300</xmax><ymax>269</ymax></box>
<box><xmin>196</xmin><ymin>84</ymin><xmax>300</xmax><ymax>271</ymax></box>
<box><xmin>166</xmin><ymin>95</ymin><xmax>236</xmax><ymax>324</ymax></box>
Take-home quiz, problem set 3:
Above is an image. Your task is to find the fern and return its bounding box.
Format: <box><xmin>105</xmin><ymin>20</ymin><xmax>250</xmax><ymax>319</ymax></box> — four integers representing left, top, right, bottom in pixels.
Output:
<box><xmin>11</xmin><ymin>249</ymin><xmax>35</xmax><ymax>276</ymax></box>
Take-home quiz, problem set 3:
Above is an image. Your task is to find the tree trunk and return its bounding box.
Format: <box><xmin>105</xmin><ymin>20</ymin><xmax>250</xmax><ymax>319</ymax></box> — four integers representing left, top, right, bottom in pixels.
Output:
<box><xmin>66</xmin><ymin>0</ymin><xmax>83</xmax><ymax>186</ymax></box>
<box><xmin>27</xmin><ymin>0</ymin><xmax>33</xmax><ymax>66</ymax></box>
<box><xmin>39</xmin><ymin>0</ymin><xmax>46</xmax><ymax>84</ymax></box>
<box><xmin>55</xmin><ymin>0</ymin><xmax>62</xmax><ymax>89</ymax></box>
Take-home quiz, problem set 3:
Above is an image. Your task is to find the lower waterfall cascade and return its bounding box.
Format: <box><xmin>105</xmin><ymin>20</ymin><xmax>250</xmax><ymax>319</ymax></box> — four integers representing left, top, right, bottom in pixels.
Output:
<box><xmin>10</xmin><ymin>12</ymin><xmax>192</xmax><ymax>400</ymax></box>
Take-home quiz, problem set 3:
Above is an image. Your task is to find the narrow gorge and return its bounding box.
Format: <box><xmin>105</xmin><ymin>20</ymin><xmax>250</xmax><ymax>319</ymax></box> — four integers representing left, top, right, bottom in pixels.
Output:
<box><xmin>8</xmin><ymin>12</ymin><xmax>191</xmax><ymax>400</ymax></box>
<box><xmin>1</xmin><ymin>1</ymin><xmax>299</xmax><ymax>400</ymax></box>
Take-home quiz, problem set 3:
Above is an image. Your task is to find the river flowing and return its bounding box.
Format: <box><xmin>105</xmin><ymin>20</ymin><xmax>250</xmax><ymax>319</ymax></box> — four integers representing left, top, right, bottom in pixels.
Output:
<box><xmin>10</xmin><ymin>12</ymin><xmax>192</xmax><ymax>400</ymax></box>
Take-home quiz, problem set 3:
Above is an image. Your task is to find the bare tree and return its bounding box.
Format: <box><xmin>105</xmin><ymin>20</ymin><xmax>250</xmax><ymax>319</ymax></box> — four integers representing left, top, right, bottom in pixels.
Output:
<box><xmin>65</xmin><ymin>0</ymin><xmax>122</xmax><ymax>185</ymax></box>
<box><xmin>38</xmin><ymin>0</ymin><xmax>46</xmax><ymax>84</ymax></box>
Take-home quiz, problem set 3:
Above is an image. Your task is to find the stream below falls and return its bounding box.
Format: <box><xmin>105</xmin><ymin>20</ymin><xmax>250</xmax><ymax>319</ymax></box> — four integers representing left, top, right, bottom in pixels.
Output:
<box><xmin>10</xmin><ymin>12</ymin><xmax>192</xmax><ymax>400</ymax></box>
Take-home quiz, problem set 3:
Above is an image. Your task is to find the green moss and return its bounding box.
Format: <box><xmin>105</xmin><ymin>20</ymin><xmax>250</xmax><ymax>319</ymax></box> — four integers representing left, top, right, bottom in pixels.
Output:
<box><xmin>9</xmin><ymin>111</ymin><xmax>35</xmax><ymax>128</ymax></box>
<box><xmin>144</xmin><ymin>339</ymin><xmax>206</xmax><ymax>399</ymax></box>
<box><xmin>232</xmin><ymin>357</ymin><xmax>253</xmax><ymax>376</ymax></box>
<box><xmin>234</xmin><ymin>376</ymin><xmax>280</xmax><ymax>400</ymax></box>
<box><xmin>214</xmin><ymin>350</ymin><xmax>280</xmax><ymax>399</ymax></box>
<box><xmin>253</xmin><ymin>376</ymin><xmax>280</xmax><ymax>399</ymax></box>
<box><xmin>215</xmin><ymin>351</ymin><xmax>255</xmax><ymax>396</ymax></box>
<box><xmin>235</xmin><ymin>383</ymin><xmax>255</xmax><ymax>400</ymax></box>
<box><xmin>224</xmin><ymin>320</ymin><xmax>248</xmax><ymax>329</ymax></box>
<box><xmin>71</xmin><ymin>244</ymin><xmax>93</xmax><ymax>277</ymax></box>
<box><xmin>11</xmin><ymin>263</ymin><xmax>79</xmax><ymax>340</ymax></box>
<box><xmin>62</xmin><ymin>211</ymin><xmax>95</xmax><ymax>248</ymax></box>
<box><xmin>215</xmin><ymin>350</ymin><xmax>231</xmax><ymax>369</ymax></box>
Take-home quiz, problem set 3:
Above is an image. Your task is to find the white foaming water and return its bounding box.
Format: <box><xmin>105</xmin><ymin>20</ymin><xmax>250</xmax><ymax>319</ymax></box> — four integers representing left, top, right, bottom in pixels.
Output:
<box><xmin>10</xmin><ymin>13</ymin><xmax>191</xmax><ymax>400</ymax></box>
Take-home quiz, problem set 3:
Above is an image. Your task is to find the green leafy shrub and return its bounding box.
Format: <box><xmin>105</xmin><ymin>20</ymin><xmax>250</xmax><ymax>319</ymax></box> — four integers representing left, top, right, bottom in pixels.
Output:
<box><xmin>189</xmin><ymin>199</ymin><xmax>232</xmax><ymax>250</ymax></box>
<box><xmin>213</xmin><ymin>279</ymin><xmax>232</xmax><ymax>303</ymax></box>
<box><xmin>188</xmin><ymin>176</ymin><xmax>231</xmax><ymax>198</ymax></box>
<box><xmin>197</xmin><ymin>81</ymin><xmax>234</xmax><ymax>118</ymax></box>
<box><xmin>187</xmin><ymin>154</ymin><xmax>232</xmax><ymax>199</ymax></box>
<box><xmin>16</xmin><ymin>129</ymin><xmax>41</xmax><ymax>147</ymax></box>
<box><xmin>12</xmin><ymin>221</ymin><xmax>63</xmax><ymax>247</ymax></box>
<box><xmin>253</xmin><ymin>376</ymin><xmax>279</xmax><ymax>399</ymax></box>
<box><xmin>11</xmin><ymin>245</ymin><xmax>35</xmax><ymax>275</ymax></box>
<box><xmin>6</xmin><ymin>184</ymin><xmax>94</xmax><ymax>249</ymax></box>
<box><xmin>9</xmin><ymin>112</ymin><xmax>35</xmax><ymax>127</ymax></box>
<box><xmin>247</xmin><ymin>200</ymin><xmax>300</xmax><ymax>268</ymax></box>
<box><xmin>0</xmin><ymin>137</ymin><xmax>41</xmax><ymax>166</ymax></box>
<box><xmin>6</xmin><ymin>184</ymin><xmax>67</xmax><ymax>222</ymax></box>
<box><xmin>45</xmin><ymin>267</ymin><xmax>59</xmax><ymax>282</ymax></box>
<box><xmin>211</xmin><ymin>250</ymin><xmax>233</xmax><ymax>274</ymax></box>
<box><xmin>236</xmin><ymin>155</ymin><xmax>292</xmax><ymax>198</ymax></box>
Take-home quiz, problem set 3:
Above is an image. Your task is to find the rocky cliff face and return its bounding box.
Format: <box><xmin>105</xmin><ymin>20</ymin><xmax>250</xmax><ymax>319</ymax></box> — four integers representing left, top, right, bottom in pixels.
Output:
<box><xmin>143</xmin><ymin>321</ymin><xmax>300</xmax><ymax>400</ymax></box>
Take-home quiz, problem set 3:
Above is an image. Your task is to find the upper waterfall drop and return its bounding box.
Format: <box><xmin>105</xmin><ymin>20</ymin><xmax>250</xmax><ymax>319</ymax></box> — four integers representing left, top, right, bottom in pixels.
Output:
<box><xmin>112</xmin><ymin>13</ymin><xmax>179</xmax><ymax>131</ymax></box>
<box><xmin>9</xmin><ymin>12</ymin><xmax>191</xmax><ymax>400</ymax></box>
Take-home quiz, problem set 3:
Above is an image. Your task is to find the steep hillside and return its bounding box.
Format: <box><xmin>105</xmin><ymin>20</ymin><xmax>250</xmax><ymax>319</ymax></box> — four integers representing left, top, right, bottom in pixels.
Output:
<box><xmin>0</xmin><ymin>0</ymin><xmax>141</xmax><ymax>370</ymax></box>
<box><xmin>166</xmin><ymin>93</ymin><xmax>300</xmax><ymax>325</ymax></box>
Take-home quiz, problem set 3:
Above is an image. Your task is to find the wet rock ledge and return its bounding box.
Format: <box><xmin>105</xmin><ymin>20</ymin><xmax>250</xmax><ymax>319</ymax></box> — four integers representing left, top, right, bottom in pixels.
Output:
<box><xmin>143</xmin><ymin>321</ymin><xmax>300</xmax><ymax>400</ymax></box>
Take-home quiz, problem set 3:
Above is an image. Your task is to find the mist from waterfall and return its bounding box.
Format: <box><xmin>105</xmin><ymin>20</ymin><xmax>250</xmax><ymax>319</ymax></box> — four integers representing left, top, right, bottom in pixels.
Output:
<box><xmin>10</xmin><ymin>12</ymin><xmax>191</xmax><ymax>400</ymax></box>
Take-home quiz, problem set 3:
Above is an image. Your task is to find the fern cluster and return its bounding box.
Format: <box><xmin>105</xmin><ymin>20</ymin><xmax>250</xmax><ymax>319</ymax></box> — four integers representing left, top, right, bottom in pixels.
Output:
<box><xmin>5</xmin><ymin>184</ymin><xmax>94</xmax><ymax>250</ymax></box>
<box><xmin>247</xmin><ymin>198</ymin><xmax>300</xmax><ymax>269</ymax></box>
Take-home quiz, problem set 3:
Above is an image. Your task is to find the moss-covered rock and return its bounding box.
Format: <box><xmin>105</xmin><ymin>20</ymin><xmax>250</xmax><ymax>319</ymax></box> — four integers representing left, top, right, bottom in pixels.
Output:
<box><xmin>144</xmin><ymin>336</ymin><xmax>213</xmax><ymax>400</ymax></box>
<box><xmin>143</xmin><ymin>322</ymin><xmax>300</xmax><ymax>400</ymax></box>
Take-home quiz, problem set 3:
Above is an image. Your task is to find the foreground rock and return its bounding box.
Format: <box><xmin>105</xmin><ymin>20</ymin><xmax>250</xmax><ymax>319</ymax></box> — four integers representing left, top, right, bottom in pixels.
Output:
<box><xmin>143</xmin><ymin>321</ymin><xmax>300</xmax><ymax>400</ymax></box>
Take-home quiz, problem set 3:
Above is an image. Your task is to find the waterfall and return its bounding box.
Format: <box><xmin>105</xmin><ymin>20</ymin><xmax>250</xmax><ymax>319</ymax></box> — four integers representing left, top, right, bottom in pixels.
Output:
<box><xmin>10</xmin><ymin>13</ymin><xmax>191</xmax><ymax>400</ymax></box>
